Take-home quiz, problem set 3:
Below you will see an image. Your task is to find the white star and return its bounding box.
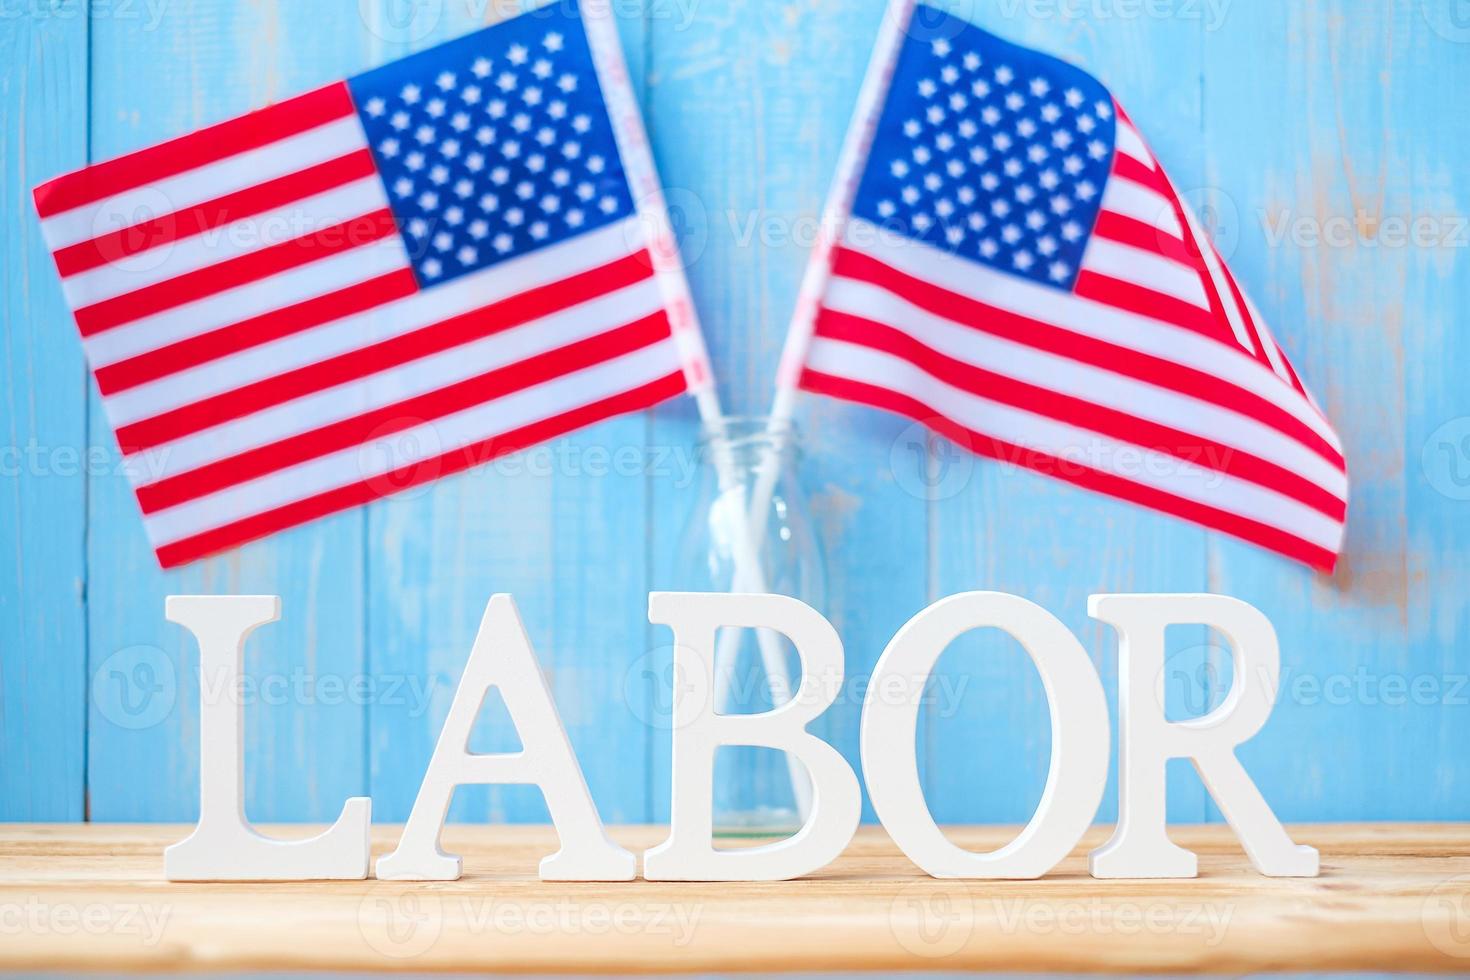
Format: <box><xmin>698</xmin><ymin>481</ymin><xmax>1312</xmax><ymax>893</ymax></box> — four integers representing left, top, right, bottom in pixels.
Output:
<box><xmin>1096</xmin><ymin>100</ymin><xmax>1113</xmax><ymax>119</ymax></box>
<box><xmin>1037</xmin><ymin>234</ymin><xmax>1058</xmax><ymax>255</ymax></box>
<box><xmin>454</xmin><ymin>178</ymin><xmax>474</xmax><ymax>198</ymax></box>
<box><xmin>903</xmin><ymin>119</ymin><xmax>922</xmax><ymax>138</ymax></box>
<box><xmin>1088</xmin><ymin>139</ymin><xmax>1109</xmax><ymax>160</ymax></box>
<box><xmin>505</xmin><ymin>207</ymin><xmax>524</xmax><ymax>226</ymax></box>
<box><xmin>507</xmin><ymin>44</ymin><xmax>528</xmax><ymax>65</ymax></box>
<box><xmin>935</xmin><ymin>198</ymin><xmax>954</xmax><ymax>218</ymax></box>
<box><xmin>1039</xmin><ymin>169</ymin><xmax>1060</xmax><ymax>190</ymax></box>
<box><xmin>472</xmin><ymin>57</ymin><xmax>492</xmax><ymax>78</ymax></box>
<box><xmin>548</xmin><ymin>100</ymin><xmax>567</xmax><ymax>119</ymax></box>
<box><xmin>572</xmin><ymin>114</ymin><xmax>591</xmax><ymax>133</ymax></box>
<box><xmin>512</xmin><ymin>112</ymin><xmax>532</xmax><ymax>133</ymax></box>
<box><xmin>457</xmin><ymin>245</ymin><xmax>478</xmax><ymax>265</ymax></box>
<box><xmin>980</xmin><ymin>238</ymin><xmax>999</xmax><ymax>258</ymax></box>
<box><xmin>599</xmin><ymin>195</ymin><xmax>618</xmax><ymax>214</ymax></box>
<box><xmin>552</xmin><ymin>168</ymin><xmax>571</xmax><ymax>186</ymax></box>
<box><xmin>536</xmin><ymin>126</ymin><xmax>556</xmax><ymax>146</ymax></box>
<box><xmin>451</xmin><ymin>112</ymin><xmax>471</xmax><ymax>132</ymax></box>
<box><xmin>940</xmin><ymin>65</ymin><xmax>959</xmax><ymax>85</ymax></box>
<box><xmin>891</xmin><ymin>159</ymin><xmax>909</xmax><ymax>178</ymax></box>
<box><xmin>365</xmin><ymin>96</ymin><xmax>386</xmax><ymax>117</ymax></box>
<box><xmin>414</xmin><ymin>124</ymin><xmax>435</xmax><ymax>145</ymax></box>
<box><xmin>426</xmin><ymin>98</ymin><xmax>446</xmax><ymax>118</ymax></box>
<box><xmin>1064</xmin><ymin>87</ymin><xmax>1084</xmax><ymax>108</ymax></box>
<box><xmin>391</xmin><ymin>110</ymin><xmax>410</xmax><ymax>131</ymax></box>
<box><xmin>901</xmin><ymin>186</ymin><xmax>920</xmax><ymax>205</ymax></box>
<box><xmin>497</xmin><ymin>71</ymin><xmax>517</xmax><ymax>92</ymax></box>
<box><xmin>1077</xmin><ymin>114</ymin><xmax>1096</xmax><ymax>134</ymax></box>
<box><xmin>912</xmin><ymin>213</ymin><xmax>932</xmax><ymax>232</ymax></box>
<box><xmin>991</xmin><ymin>199</ymin><xmax>1011</xmax><ymax>218</ymax></box>
<box><xmin>1030</xmin><ymin>78</ymin><xmax>1050</xmax><ymax>97</ymax></box>
<box><xmin>963</xmin><ymin>52</ymin><xmax>981</xmax><ymax>71</ymax></box>
<box><xmin>480</xmin><ymin>192</ymin><xmax>499</xmax><ymax>212</ymax></box>
<box><xmin>401</xmin><ymin>84</ymin><xmax>422</xmax><ymax>104</ymax></box>
<box><xmin>441</xmin><ymin>138</ymin><xmax>461</xmax><ymax>158</ymax></box>
<box><xmin>1013</xmin><ymin>250</ymin><xmax>1034</xmax><ymax>271</ymax></box>
<box><xmin>407</xmin><ymin>217</ymin><xmax>428</xmax><ymax>238</ymax></box>
<box><xmin>918</xmin><ymin>79</ymin><xmax>938</xmax><ymax>98</ymax></box>
<box><xmin>558</xmin><ymin>74</ymin><xmax>578</xmax><ymax>93</ymax></box>
<box><xmin>532</xmin><ymin>59</ymin><xmax>553</xmax><ymax>79</ymax></box>
<box><xmin>1003</xmin><ymin>158</ymin><xmax>1023</xmax><ymax>178</ymax></box>
<box><xmin>1049</xmin><ymin>260</ymin><xmax>1070</xmax><ymax>282</ymax></box>
<box><xmin>948</xmin><ymin>92</ymin><xmax>968</xmax><ymax>112</ymax></box>
<box><xmin>563</xmin><ymin>140</ymin><xmax>582</xmax><ymax>159</ymax></box>
<box><xmin>923</xmin><ymin>173</ymin><xmax>942</xmax><ymax>191</ymax></box>
<box><xmin>932</xmin><ymin>39</ymin><xmax>951</xmax><ymax>57</ymax></box>
<box><xmin>967</xmin><ymin>211</ymin><xmax>985</xmax><ymax>231</ymax></box>
<box><xmin>428</xmin><ymin>165</ymin><xmax>448</xmax><ymax>185</ymax></box>
<box><xmin>1027</xmin><ymin>144</ymin><xmax>1048</xmax><ymax>164</ymax></box>
<box><xmin>1015</xmin><ymin>184</ymin><xmax>1035</xmax><ymax>204</ymax></box>
<box><xmin>469</xmin><ymin>219</ymin><xmax>489</xmax><ymax>240</ymax></box>
<box><xmin>1075</xmin><ymin>180</ymin><xmax>1097</xmax><ymax>201</ymax></box>
<box><xmin>393</xmin><ymin>177</ymin><xmax>413</xmax><ymax>198</ymax></box>
<box><xmin>436</xmin><ymin>71</ymin><xmax>456</xmax><ymax>91</ymax></box>
<box><xmin>1050</xmin><ymin>195</ymin><xmax>1072</xmax><ymax>215</ymax></box>
<box><xmin>981</xmin><ymin>106</ymin><xmax>1001</xmax><ymax>127</ymax></box>
<box><xmin>422</xmin><ymin>258</ymin><xmax>443</xmax><ymax>278</ymax></box>
<box><xmin>566</xmin><ymin>208</ymin><xmax>585</xmax><ymax>227</ymax></box>
<box><xmin>912</xmin><ymin>146</ymin><xmax>931</xmax><ymax>165</ymax></box>
<box><xmin>957</xmin><ymin>186</ymin><xmax>976</xmax><ymax>205</ymax></box>
<box><xmin>995</xmin><ymin>65</ymin><xmax>1014</xmax><ymax>85</ymax></box>
<box><xmin>1005</xmin><ymin>92</ymin><xmax>1025</xmax><ymax>112</ymax></box>
<box><xmin>530</xmin><ymin>221</ymin><xmax>549</xmax><ymax>240</ymax></box>
<box><xmin>958</xmin><ymin>119</ymin><xmax>978</xmax><ymax>139</ymax></box>
<box><xmin>445</xmin><ymin>205</ymin><xmax>464</xmax><ymax>225</ymax></box>
<box><xmin>877</xmin><ymin>200</ymin><xmax>896</xmax><ymax>218</ymax></box>
<box><xmin>992</xmin><ymin>132</ymin><xmax>1013</xmax><ymax>152</ymax></box>
<box><xmin>544</xmin><ymin>32</ymin><xmax>564</xmax><ymax>52</ymax></box>
<box><xmin>926</xmin><ymin>105</ymin><xmax>945</xmax><ymax>124</ymax></box>
<box><xmin>971</xmin><ymin>79</ymin><xmax>991</xmax><ymax>99</ymax></box>
<box><xmin>488</xmin><ymin>98</ymin><xmax>507</xmax><ymax>118</ymax></box>
<box><xmin>475</xmin><ymin>126</ymin><xmax>494</xmax><ymax>146</ymax></box>
<box><xmin>494</xmin><ymin>233</ymin><xmax>514</xmax><ymax>253</ymax></box>
<box><xmin>527</xmin><ymin>153</ymin><xmax>546</xmax><ymax>173</ymax></box>
<box><xmin>1063</xmin><ymin>154</ymin><xmax>1084</xmax><ymax>175</ymax></box>
<box><xmin>523</xmin><ymin>86</ymin><xmax>543</xmax><ymax>106</ymax></box>
<box><xmin>461</xmin><ymin>84</ymin><xmax>482</xmax><ymax>105</ymax></box>
<box><xmin>936</xmin><ymin>133</ymin><xmax>955</xmax><ymax>152</ymax></box>
<box><xmin>1017</xmin><ymin>118</ymin><xmax>1038</xmax><ymax>139</ymax></box>
<box><xmin>1061</xmin><ymin>220</ymin><xmax>1084</xmax><ymax>241</ymax></box>
<box><xmin>378</xmin><ymin>137</ymin><xmax>400</xmax><ymax>157</ymax></box>
<box><xmin>1041</xmin><ymin>103</ymin><xmax>1061</xmax><ymax>124</ymax></box>
<box><xmin>1053</xmin><ymin>129</ymin><xmax>1074</xmax><ymax>150</ymax></box>
<box><xmin>501</xmin><ymin>139</ymin><xmax>521</xmax><ymax>159</ymax></box>
<box><xmin>1002</xmin><ymin>224</ymin><xmax>1022</xmax><ymax>244</ymax></box>
<box><xmin>980</xmin><ymin>172</ymin><xmax>1000</xmax><ymax>191</ymax></box>
<box><xmin>516</xmin><ymin>180</ymin><xmax>535</xmax><ymax>200</ymax></box>
<box><xmin>969</xmin><ymin>146</ymin><xmax>989</xmax><ymax>165</ymax></box>
<box><xmin>432</xmin><ymin>231</ymin><xmax>451</xmax><ymax>251</ymax></box>
<box><xmin>1026</xmin><ymin>210</ymin><xmax>1046</xmax><ymax>231</ymax></box>
<box><xmin>405</xmin><ymin>151</ymin><xmax>426</xmax><ymax>171</ymax></box>
<box><xmin>541</xmin><ymin>194</ymin><xmax>561</xmax><ymax>213</ymax></box>
<box><xmin>577</xmin><ymin>182</ymin><xmax>595</xmax><ymax>201</ymax></box>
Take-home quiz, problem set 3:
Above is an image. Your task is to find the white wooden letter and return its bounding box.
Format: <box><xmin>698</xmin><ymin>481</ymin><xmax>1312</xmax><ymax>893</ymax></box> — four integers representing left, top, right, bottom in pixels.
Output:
<box><xmin>376</xmin><ymin>594</ymin><xmax>635</xmax><ymax>882</ymax></box>
<box><xmin>1088</xmin><ymin>593</ymin><xmax>1319</xmax><ymax>878</ymax></box>
<box><xmin>643</xmin><ymin>593</ymin><xmax>861</xmax><ymax>881</ymax></box>
<box><xmin>862</xmin><ymin>592</ymin><xmax>1110</xmax><ymax>878</ymax></box>
<box><xmin>164</xmin><ymin>595</ymin><xmax>370</xmax><ymax>881</ymax></box>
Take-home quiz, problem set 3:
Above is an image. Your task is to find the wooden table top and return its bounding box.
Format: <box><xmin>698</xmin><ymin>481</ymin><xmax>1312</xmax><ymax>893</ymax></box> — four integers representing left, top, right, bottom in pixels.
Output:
<box><xmin>1</xmin><ymin>823</ymin><xmax>1468</xmax><ymax>974</ymax></box>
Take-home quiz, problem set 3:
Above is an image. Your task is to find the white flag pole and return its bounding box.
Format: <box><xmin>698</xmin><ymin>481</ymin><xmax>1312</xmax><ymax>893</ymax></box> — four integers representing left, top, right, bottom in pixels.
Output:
<box><xmin>582</xmin><ymin>0</ymin><xmax>813</xmax><ymax>817</ymax></box>
<box><xmin>707</xmin><ymin>0</ymin><xmax>919</xmax><ymax>726</ymax></box>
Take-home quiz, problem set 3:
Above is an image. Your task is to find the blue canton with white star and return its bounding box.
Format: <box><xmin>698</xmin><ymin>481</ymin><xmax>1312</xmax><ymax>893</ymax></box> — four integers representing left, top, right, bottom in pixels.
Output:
<box><xmin>852</xmin><ymin>12</ymin><xmax>1117</xmax><ymax>291</ymax></box>
<box><xmin>348</xmin><ymin>1</ymin><xmax>635</xmax><ymax>289</ymax></box>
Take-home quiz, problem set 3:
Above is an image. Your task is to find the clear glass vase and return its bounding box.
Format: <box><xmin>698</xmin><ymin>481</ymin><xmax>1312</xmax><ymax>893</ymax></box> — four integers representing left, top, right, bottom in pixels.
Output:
<box><xmin>675</xmin><ymin>417</ymin><xmax>827</xmax><ymax>836</ymax></box>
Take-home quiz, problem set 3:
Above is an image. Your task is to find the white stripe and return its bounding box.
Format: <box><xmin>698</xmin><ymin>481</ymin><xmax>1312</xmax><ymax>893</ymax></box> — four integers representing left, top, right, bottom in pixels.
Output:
<box><xmin>1098</xmin><ymin>175</ymin><xmax>1184</xmax><ymax>241</ymax></box>
<box><xmin>40</xmin><ymin>116</ymin><xmax>369</xmax><ymax>250</ymax></box>
<box><xmin>842</xmin><ymin>218</ymin><xmax>1343</xmax><ymax>454</ymax></box>
<box><xmin>1242</xmin><ymin>289</ymin><xmax>1297</xmax><ymax>386</ymax></box>
<box><xmin>1081</xmin><ymin>236</ymin><xmax>1210</xmax><ymax>310</ymax></box>
<box><xmin>62</xmin><ymin>177</ymin><xmax>390</xmax><ymax>309</ymax></box>
<box><xmin>823</xmin><ymin>275</ymin><xmax>1347</xmax><ymax>501</ymax></box>
<box><xmin>806</xmin><ymin>337</ymin><xmax>1344</xmax><ymax>554</ymax></box>
<box><xmin>130</xmin><ymin>277</ymin><xmax>665</xmax><ymax>481</ymax></box>
<box><xmin>1174</xmin><ymin>191</ymin><xmax>1259</xmax><ymax>354</ymax></box>
<box><xmin>83</xmin><ymin>237</ymin><xmax>411</xmax><ymax>369</ymax></box>
<box><xmin>84</xmin><ymin>216</ymin><xmax>643</xmax><ymax>371</ymax></box>
<box><xmin>1114</xmin><ymin>121</ymin><xmax>1156</xmax><ymax>171</ymax></box>
<box><xmin>142</xmin><ymin>342</ymin><xmax>683</xmax><ymax>547</ymax></box>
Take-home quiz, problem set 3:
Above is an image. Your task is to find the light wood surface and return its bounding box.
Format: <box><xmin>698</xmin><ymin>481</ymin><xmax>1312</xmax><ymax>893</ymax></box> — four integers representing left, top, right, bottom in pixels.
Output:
<box><xmin>0</xmin><ymin>823</ymin><xmax>1468</xmax><ymax>973</ymax></box>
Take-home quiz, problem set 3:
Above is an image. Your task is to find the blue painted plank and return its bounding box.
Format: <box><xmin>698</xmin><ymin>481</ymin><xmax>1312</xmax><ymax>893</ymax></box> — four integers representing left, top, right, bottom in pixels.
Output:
<box><xmin>0</xmin><ymin>8</ymin><xmax>89</xmax><ymax>821</ymax></box>
<box><xmin>1203</xmin><ymin>0</ymin><xmax>1470</xmax><ymax>820</ymax></box>
<box><xmin>84</xmin><ymin>0</ymin><xmax>369</xmax><ymax>822</ymax></box>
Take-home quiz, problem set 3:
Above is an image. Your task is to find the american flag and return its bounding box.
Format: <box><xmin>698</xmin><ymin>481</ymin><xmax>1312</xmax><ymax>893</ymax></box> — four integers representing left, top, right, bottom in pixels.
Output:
<box><xmin>796</xmin><ymin>8</ymin><xmax>1347</xmax><ymax>571</ymax></box>
<box><xmin>33</xmin><ymin>0</ymin><xmax>709</xmax><ymax>569</ymax></box>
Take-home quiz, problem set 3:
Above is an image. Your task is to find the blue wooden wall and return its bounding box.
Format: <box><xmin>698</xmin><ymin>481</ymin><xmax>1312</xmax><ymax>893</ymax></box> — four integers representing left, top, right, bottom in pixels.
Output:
<box><xmin>2</xmin><ymin>0</ymin><xmax>1466</xmax><ymax>826</ymax></box>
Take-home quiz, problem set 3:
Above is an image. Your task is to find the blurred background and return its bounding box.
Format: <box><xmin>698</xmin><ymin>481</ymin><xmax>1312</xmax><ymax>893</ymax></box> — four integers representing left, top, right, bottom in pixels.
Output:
<box><xmin>1</xmin><ymin>0</ymin><xmax>1467</xmax><ymax>828</ymax></box>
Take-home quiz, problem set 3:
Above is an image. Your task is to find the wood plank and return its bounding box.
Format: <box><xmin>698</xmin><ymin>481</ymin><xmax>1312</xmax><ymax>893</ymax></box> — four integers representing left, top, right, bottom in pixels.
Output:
<box><xmin>0</xmin><ymin>823</ymin><xmax>1466</xmax><ymax>973</ymax></box>
<box><xmin>0</xmin><ymin>3</ymin><xmax>89</xmax><ymax>820</ymax></box>
<box><xmin>83</xmin><ymin>0</ymin><xmax>369</xmax><ymax>822</ymax></box>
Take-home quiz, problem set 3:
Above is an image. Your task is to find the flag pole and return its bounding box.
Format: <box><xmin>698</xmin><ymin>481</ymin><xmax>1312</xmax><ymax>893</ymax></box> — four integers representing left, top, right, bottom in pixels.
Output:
<box><xmin>707</xmin><ymin>0</ymin><xmax>918</xmax><ymax>729</ymax></box>
<box><xmin>582</xmin><ymin>0</ymin><xmax>813</xmax><ymax>818</ymax></box>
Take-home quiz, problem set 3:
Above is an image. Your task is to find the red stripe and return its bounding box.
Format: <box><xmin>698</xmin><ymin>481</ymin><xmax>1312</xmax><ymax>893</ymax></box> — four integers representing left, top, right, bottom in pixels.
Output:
<box><xmin>798</xmin><ymin>369</ymin><xmax>1339</xmax><ymax>572</ymax></box>
<box><xmin>95</xmin><ymin>269</ymin><xmax>420</xmax><ymax>396</ymax></box>
<box><xmin>1110</xmin><ymin>151</ymin><xmax>1167</xmax><ymax>194</ymax></box>
<box><xmin>34</xmin><ymin>83</ymin><xmax>355</xmax><ymax>219</ymax></box>
<box><xmin>54</xmin><ymin>149</ymin><xmax>379</xmax><ymax>278</ymax></box>
<box><xmin>1214</xmin><ymin>249</ymin><xmax>1301</xmax><ymax>389</ymax></box>
<box><xmin>1092</xmin><ymin>210</ymin><xmax>1193</xmax><ymax>267</ymax></box>
<box><xmin>115</xmin><ymin>250</ymin><xmax>655</xmax><ymax>454</ymax></box>
<box><xmin>136</xmin><ymin>311</ymin><xmax>673</xmax><ymax>514</ymax></box>
<box><xmin>73</xmin><ymin>209</ymin><xmax>400</xmax><ymax>337</ymax></box>
<box><xmin>1073</xmin><ymin>269</ymin><xmax>1224</xmax><ymax>341</ymax></box>
<box><xmin>152</xmin><ymin>371</ymin><xmax>687</xmax><ymax>568</ymax></box>
<box><xmin>829</xmin><ymin>248</ymin><xmax>1344</xmax><ymax>471</ymax></box>
<box><xmin>813</xmin><ymin>311</ymin><xmax>1345</xmax><ymax>520</ymax></box>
